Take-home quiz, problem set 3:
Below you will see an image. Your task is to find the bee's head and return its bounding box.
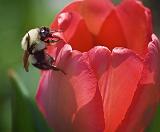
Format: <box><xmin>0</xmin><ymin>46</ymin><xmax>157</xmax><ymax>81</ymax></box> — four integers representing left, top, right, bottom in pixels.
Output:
<box><xmin>39</xmin><ymin>27</ymin><xmax>50</xmax><ymax>41</ymax></box>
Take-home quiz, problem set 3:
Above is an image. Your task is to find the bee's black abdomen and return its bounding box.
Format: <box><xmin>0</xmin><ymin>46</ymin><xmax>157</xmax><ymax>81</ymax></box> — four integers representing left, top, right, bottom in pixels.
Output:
<box><xmin>32</xmin><ymin>63</ymin><xmax>53</xmax><ymax>70</ymax></box>
<box><xmin>31</xmin><ymin>49</ymin><xmax>65</xmax><ymax>74</ymax></box>
<box><xmin>32</xmin><ymin>50</ymin><xmax>54</xmax><ymax>70</ymax></box>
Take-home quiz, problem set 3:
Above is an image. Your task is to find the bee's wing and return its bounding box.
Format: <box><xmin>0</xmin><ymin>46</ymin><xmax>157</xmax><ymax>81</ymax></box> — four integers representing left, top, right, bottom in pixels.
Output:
<box><xmin>23</xmin><ymin>50</ymin><xmax>30</xmax><ymax>72</ymax></box>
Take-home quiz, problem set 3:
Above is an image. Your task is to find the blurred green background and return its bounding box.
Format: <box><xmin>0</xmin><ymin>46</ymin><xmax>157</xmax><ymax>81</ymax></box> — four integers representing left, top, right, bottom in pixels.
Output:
<box><xmin>0</xmin><ymin>0</ymin><xmax>159</xmax><ymax>132</ymax></box>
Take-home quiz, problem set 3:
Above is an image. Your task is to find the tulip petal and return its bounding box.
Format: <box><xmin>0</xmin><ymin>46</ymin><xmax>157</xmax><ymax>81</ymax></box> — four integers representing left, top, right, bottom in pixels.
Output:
<box><xmin>95</xmin><ymin>9</ymin><xmax>128</xmax><ymax>50</ymax></box>
<box><xmin>99</xmin><ymin>48</ymin><xmax>143</xmax><ymax>132</ymax></box>
<box><xmin>85</xmin><ymin>45</ymin><xmax>144</xmax><ymax>131</ymax></box>
<box><xmin>50</xmin><ymin>0</ymin><xmax>114</xmax><ymax>51</ymax></box>
<box><xmin>96</xmin><ymin>0</ymin><xmax>152</xmax><ymax>54</ymax></box>
<box><xmin>36</xmin><ymin>44</ymin><xmax>105</xmax><ymax>131</ymax></box>
<box><xmin>88</xmin><ymin>46</ymin><xmax>111</xmax><ymax>79</ymax></box>
<box><xmin>116</xmin><ymin>34</ymin><xmax>160</xmax><ymax>132</ymax></box>
<box><xmin>51</xmin><ymin>11</ymin><xmax>93</xmax><ymax>52</ymax></box>
<box><xmin>51</xmin><ymin>0</ymin><xmax>114</xmax><ymax>35</ymax></box>
<box><xmin>72</xmin><ymin>89</ymin><xmax>105</xmax><ymax>132</ymax></box>
<box><xmin>74</xmin><ymin>0</ymin><xmax>114</xmax><ymax>35</ymax></box>
<box><xmin>118</xmin><ymin>0</ymin><xmax>152</xmax><ymax>54</ymax></box>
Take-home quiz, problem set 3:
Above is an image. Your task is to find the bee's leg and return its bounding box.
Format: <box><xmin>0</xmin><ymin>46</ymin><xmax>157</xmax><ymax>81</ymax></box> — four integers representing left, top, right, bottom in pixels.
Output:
<box><xmin>51</xmin><ymin>65</ymin><xmax>66</xmax><ymax>75</ymax></box>
<box><xmin>45</xmin><ymin>53</ymin><xmax>55</xmax><ymax>63</ymax></box>
<box><xmin>44</xmin><ymin>38</ymin><xmax>61</xmax><ymax>44</ymax></box>
<box><xmin>52</xmin><ymin>57</ymin><xmax>56</xmax><ymax>62</ymax></box>
<box><xmin>45</xmin><ymin>53</ymin><xmax>65</xmax><ymax>74</ymax></box>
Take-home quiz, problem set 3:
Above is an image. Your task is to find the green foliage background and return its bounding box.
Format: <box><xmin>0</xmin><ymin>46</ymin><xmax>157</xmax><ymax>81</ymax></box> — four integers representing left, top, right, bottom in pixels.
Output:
<box><xmin>0</xmin><ymin>0</ymin><xmax>159</xmax><ymax>132</ymax></box>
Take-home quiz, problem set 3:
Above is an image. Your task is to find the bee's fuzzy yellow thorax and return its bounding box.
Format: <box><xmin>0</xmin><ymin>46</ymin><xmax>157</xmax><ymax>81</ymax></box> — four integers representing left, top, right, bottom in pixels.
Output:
<box><xmin>21</xmin><ymin>28</ymin><xmax>40</xmax><ymax>50</ymax></box>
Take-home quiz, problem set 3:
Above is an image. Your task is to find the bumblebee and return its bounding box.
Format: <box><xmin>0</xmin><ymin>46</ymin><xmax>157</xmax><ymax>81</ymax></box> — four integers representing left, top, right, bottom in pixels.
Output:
<box><xmin>21</xmin><ymin>27</ymin><xmax>65</xmax><ymax>74</ymax></box>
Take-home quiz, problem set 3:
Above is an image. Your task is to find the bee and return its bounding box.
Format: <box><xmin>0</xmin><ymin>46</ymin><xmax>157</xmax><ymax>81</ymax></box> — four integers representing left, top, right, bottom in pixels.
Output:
<box><xmin>21</xmin><ymin>27</ymin><xmax>65</xmax><ymax>74</ymax></box>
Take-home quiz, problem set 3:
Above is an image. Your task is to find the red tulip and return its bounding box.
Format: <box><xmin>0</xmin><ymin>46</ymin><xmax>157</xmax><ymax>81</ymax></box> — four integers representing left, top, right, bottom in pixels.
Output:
<box><xmin>36</xmin><ymin>0</ymin><xmax>160</xmax><ymax>131</ymax></box>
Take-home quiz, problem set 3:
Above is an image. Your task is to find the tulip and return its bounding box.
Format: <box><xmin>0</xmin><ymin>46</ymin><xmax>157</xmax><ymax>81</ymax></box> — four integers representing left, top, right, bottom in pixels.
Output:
<box><xmin>36</xmin><ymin>0</ymin><xmax>160</xmax><ymax>131</ymax></box>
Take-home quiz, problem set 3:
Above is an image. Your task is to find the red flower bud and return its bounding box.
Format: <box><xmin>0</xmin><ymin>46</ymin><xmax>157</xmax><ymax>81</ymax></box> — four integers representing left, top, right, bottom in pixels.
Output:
<box><xmin>36</xmin><ymin>0</ymin><xmax>160</xmax><ymax>131</ymax></box>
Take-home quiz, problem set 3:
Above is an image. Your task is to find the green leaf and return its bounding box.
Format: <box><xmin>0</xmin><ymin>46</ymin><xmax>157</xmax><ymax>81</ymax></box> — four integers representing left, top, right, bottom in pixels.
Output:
<box><xmin>145</xmin><ymin>105</ymin><xmax>160</xmax><ymax>132</ymax></box>
<box><xmin>8</xmin><ymin>69</ymin><xmax>51</xmax><ymax>132</ymax></box>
